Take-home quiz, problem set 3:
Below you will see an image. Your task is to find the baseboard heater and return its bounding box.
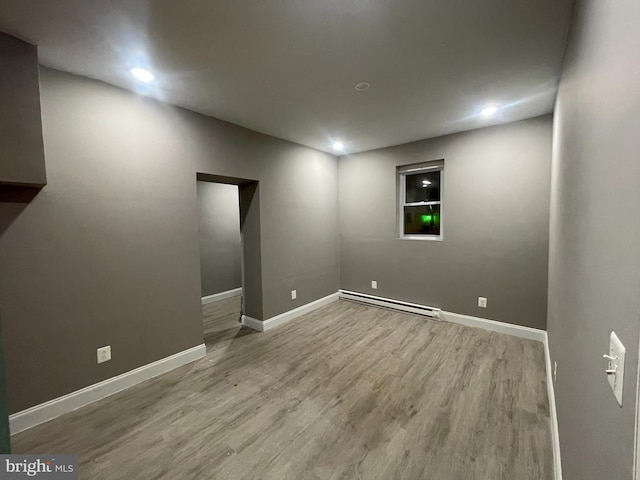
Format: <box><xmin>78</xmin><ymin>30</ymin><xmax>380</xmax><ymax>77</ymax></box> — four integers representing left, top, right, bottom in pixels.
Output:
<box><xmin>339</xmin><ymin>290</ymin><xmax>441</xmax><ymax>319</ymax></box>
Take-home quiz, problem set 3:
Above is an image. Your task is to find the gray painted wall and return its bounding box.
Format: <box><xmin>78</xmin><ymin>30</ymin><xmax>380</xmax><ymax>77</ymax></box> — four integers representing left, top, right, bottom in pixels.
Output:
<box><xmin>237</xmin><ymin>181</ymin><xmax>264</xmax><ymax>320</ymax></box>
<box><xmin>197</xmin><ymin>181</ymin><xmax>241</xmax><ymax>297</ymax></box>
<box><xmin>339</xmin><ymin>116</ymin><xmax>552</xmax><ymax>329</ymax></box>
<box><xmin>547</xmin><ymin>0</ymin><xmax>640</xmax><ymax>478</ymax></box>
<box><xmin>0</xmin><ymin>33</ymin><xmax>45</xmax><ymax>187</ymax></box>
<box><xmin>0</xmin><ymin>68</ymin><xmax>339</xmax><ymax>413</ymax></box>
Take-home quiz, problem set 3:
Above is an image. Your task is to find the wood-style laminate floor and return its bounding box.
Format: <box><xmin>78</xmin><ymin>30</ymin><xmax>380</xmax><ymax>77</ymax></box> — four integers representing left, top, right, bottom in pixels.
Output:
<box><xmin>201</xmin><ymin>295</ymin><xmax>247</xmax><ymax>351</ymax></box>
<box><xmin>12</xmin><ymin>299</ymin><xmax>552</xmax><ymax>479</ymax></box>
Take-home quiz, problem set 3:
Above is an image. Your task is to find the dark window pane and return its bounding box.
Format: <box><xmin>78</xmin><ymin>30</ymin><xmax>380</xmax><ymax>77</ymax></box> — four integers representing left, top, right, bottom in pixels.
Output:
<box><xmin>403</xmin><ymin>204</ymin><xmax>441</xmax><ymax>236</ymax></box>
<box><xmin>405</xmin><ymin>170</ymin><xmax>440</xmax><ymax>203</ymax></box>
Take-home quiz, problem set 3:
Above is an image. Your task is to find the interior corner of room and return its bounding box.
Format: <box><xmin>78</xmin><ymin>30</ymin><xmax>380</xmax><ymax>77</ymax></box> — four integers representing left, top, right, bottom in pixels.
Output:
<box><xmin>0</xmin><ymin>0</ymin><xmax>639</xmax><ymax>477</ymax></box>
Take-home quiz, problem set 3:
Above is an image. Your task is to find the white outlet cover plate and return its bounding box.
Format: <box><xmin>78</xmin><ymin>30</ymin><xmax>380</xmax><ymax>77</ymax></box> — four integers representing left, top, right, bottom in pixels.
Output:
<box><xmin>371</xmin><ymin>281</ymin><xmax>377</xmax><ymax>289</ymax></box>
<box><xmin>478</xmin><ymin>297</ymin><xmax>487</xmax><ymax>308</ymax></box>
<box><xmin>97</xmin><ymin>345</ymin><xmax>111</xmax><ymax>364</ymax></box>
<box><xmin>291</xmin><ymin>290</ymin><xmax>297</xmax><ymax>300</ymax></box>
<box><xmin>607</xmin><ymin>331</ymin><xmax>625</xmax><ymax>406</ymax></box>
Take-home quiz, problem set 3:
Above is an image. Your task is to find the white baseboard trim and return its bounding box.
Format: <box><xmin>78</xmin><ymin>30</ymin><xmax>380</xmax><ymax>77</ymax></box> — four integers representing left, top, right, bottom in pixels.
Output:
<box><xmin>201</xmin><ymin>287</ymin><xmax>242</xmax><ymax>305</ymax></box>
<box><xmin>241</xmin><ymin>315</ymin><xmax>264</xmax><ymax>332</ymax></box>
<box><xmin>242</xmin><ymin>292</ymin><xmax>339</xmax><ymax>332</ymax></box>
<box><xmin>9</xmin><ymin>343</ymin><xmax>206</xmax><ymax>435</ymax></box>
<box><xmin>544</xmin><ymin>333</ymin><xmax>563</xmax><ymax>480</ymax></box>
<box><xmin>440</xmin><ymin>311</ymin><xmax>547</xmax><ymax>343</ymax></box>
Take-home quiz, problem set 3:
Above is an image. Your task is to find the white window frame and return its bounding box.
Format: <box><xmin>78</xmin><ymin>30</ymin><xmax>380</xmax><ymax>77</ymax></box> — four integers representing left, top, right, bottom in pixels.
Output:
<box><xmin>397</xmin><ymin>161</ymin><xmax>444</xmax><ymax>241</ymax></box>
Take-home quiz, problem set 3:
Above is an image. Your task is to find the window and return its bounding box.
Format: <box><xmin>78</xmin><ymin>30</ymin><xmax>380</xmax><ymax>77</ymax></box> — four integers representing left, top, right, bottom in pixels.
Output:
<box><xmin>398</xmin><ymin>161</ymin><xmax>444</xmax><ymax>240</ymax></box>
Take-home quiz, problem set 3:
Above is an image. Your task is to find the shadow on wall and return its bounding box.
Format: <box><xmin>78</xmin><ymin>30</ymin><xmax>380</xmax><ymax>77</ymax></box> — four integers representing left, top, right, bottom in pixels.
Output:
<box><xmin>0</xmin><ymin>187</ymin><xmax>41</xmax><ymax>236</ymax></box>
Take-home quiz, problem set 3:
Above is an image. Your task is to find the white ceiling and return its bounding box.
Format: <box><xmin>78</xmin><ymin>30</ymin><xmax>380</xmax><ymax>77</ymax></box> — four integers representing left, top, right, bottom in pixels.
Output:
<box><xmin>0</xmin><ymin>0</ymin><xmax>572</xmax><ymax>154</ymax></box>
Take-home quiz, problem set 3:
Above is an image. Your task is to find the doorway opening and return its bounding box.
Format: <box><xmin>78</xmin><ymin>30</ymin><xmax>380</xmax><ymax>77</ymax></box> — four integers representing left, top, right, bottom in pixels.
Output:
<box><xmin>196</xmin><ymin>173</ymin><xmax>262</xmax><ymax>350</ymax></box>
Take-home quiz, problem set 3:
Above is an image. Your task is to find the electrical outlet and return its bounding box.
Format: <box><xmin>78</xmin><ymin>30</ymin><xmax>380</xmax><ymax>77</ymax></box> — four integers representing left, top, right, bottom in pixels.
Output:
<box><xmin>554</xmin><ymin>361</ymin><xmax>557</xmax><ymax>382</ymax></box>
<box><xmin>97</xmin><ymin>345</ymin><xmax>111</xmax><ymax>364</ymax></box>
<box><xmin>291</xmin><ymin>290</ymin><xmax>297</xmax><ymax>300</ymax></box>
<box><xmin>478</xmin><ymin>297</ymin><xmax>487</xmax><ymax>308</ymax></box>
<box><xmin>371</xmin><ymin>280</ymin><xmax>378</xmax><ymax>289</ymax></box>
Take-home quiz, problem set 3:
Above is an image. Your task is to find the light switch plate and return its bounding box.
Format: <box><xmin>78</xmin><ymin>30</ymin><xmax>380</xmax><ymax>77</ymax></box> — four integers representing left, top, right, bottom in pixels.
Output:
<box><xmin>371</xmin><ymin>281</ymin><xmax>378</xmax><ymax>289</ymax></box>
<box><xmin>607</xmin><ymin>331</ymin><xmax>625</xmax><ymax>406</ymax></box>
<box><xmin>291</xmin><ymin>290</ymin><xmax>297</xmax><ymax>300</ymax></box>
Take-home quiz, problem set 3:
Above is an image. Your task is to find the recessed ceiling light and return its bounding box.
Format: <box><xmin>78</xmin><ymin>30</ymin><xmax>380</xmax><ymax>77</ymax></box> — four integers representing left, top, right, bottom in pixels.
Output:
<box><xmin>354</xmin><ymin>82</ymin><xmax>371</xmax><ymax>92</ymax></box>
<box><xmin>481</xmin><ymin>105</ymin><xmax>498</xmax><ymax>117</ymax></box>
<box><xmin>332</xmin><ymin>141</ymin><xmax>345</xmax><ymax>152</ymax></box>
<box><xmin>422</xmin><ymin>180</ymin><xmax>431</xmax><ymax>186</ymax></box>
<box><xmin>130</xmin><ymin>67</ymin><xmax>154</xmax><ymax>83</ymax></box>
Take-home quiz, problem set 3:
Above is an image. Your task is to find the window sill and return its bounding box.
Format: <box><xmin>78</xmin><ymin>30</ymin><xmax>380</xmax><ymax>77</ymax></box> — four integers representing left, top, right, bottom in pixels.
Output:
<box><xmin>398</xmin><ymin>235</ymin><xmax>443</xmax><ymax>242</ymax></box>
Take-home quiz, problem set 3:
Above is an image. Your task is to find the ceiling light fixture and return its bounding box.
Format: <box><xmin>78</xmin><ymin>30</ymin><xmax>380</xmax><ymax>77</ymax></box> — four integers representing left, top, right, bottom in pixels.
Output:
<box><xmin>354</xmin><ymin>82</ymin><xmax>371</xmax><ymax>92</ymax></box>
<box><xmin>481</xmin><ymin>105</ymin><xmax>498</xmax><ymax>117</ymax></box>
<box><xmin>422</xmin><ymin>180</ymin><xmax>431</xmax><ymax>186</ymax></box>
<box><xmin>130</xmin><ymin>67</ymin><xmax>155</xmax><ymax>83</ymax></box>
<box><xmin>332</xmin><ymin>141</ymin><xmax>345</xmax><ymax>152</ymax></box>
